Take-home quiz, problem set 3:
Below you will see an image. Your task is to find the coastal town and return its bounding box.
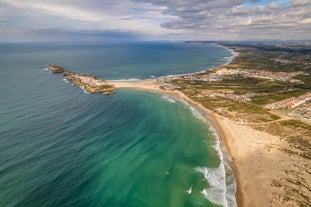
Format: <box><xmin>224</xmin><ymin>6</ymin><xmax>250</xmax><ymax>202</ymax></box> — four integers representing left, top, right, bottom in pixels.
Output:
<box><xmin>287</xmin><ymin>101</ymin><xmax>311</xmax><ymax>125</ymax></box>
<box><xmin>3</xmin><ymin>0</ymin><xmax>311</xmax><ymax>206</ymax></box>
<box><xmin>154</xmin><ymin>44</ymin><xmax>311</xmax><ymax>127</ymax></box>
<box><xmin>157</xmin><ymin>42</ymin><xmax>311</xmax><ymax>207</ymax></box>
<box><xmin>265</xmin><ymin>92</ymin><xmax>311</xmax><ymax>110</ymax></box>
<box><xmin>174</xmin><ymin>67</ymin><xmax>305</xmax><ymax>83</ymax></box>
<box><xmin>48</xmin><ymin>42</ymin><xmax>311</xmax><ymax>207</ymax></box>
<box><xmin>156</xmin><ymin>67</ymin><xmax>309</xmax><ymax>103</ymax></box>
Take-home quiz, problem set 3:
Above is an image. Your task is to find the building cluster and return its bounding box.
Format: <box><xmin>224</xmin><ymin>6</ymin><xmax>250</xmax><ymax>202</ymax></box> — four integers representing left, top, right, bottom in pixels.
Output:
<box><xmin>265</xmin><ymin>92</ymin><xmax>311</xmax><ymax>110</ymax></box>
<box><xmin>156</xmin><ymin>77</ymin><xmax>181</xmax><ymax>90</ymax></box>
<box><xmin>182</xmin><ymin>68</ymin><xmax>304</xmax><ymax>83</ymax></box>
<box><xmin>183</xmin><ymin>74</ymin><xmax>221</xmax><ymax>82</ymax></box>
<box><xmin>73</xmin><ymin>74</ymin><xmax>107</xmax><ymax>87</ymax></box>
<box><xmin>198</xmin><ymin>91</ymin><xmax>256</xmax><ymax>102</ymax></box>
<box><xmin>64</xmin><ymin>72</ymin><xmax>115</xmax><ymax>94</ymax></box>
<box><xmin>288</xmin><ymin>102</ymin><xmax>311</xmax><ymax>123</ymax></box>
<box><xmin>218</xmin><ymin>92</ymin><xmax>256</xmax><ymax>102</ymax></box>
<box><xmin>214</xmin><ymin>68</ymin><xmax>304</xmax><ymax>83</ymax></box>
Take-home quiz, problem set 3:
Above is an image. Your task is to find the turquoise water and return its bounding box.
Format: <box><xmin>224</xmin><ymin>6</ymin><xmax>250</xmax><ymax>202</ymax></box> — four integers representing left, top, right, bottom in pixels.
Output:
<box><xmin>0</xmin><ymin>42</ymin><xmax>236</xmax><ymax>207</ymax></box>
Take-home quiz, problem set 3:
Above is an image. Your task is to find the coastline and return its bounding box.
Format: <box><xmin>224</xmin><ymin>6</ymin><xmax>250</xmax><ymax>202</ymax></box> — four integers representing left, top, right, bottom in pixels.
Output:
<box><xmin>108</xmin><ymin>44</ymin><xmax>311</xmax><ymax>207</ymax></box>
<box><xmin>213</xmin><ymin>43</ymin><xmax>238</xmax><ymax>66</ymax></box>
<box><xmin>109</xmin><ymin>43</ymin><xmax>296</xmax><ymax>206</ymax></box>
<box><xmin>110</xmin><ymin>79</ymin><xmax>243</xmax><ymax>206</ymax></box>
<box><xmin>110</xmin><ymin>77</ymin><xmax>294</xmax><ymax>207</ymax></box>
<box><xmin>109</xmin><ymin>45</ymin><xmax>243</xmax><ymax>206</ymax></box>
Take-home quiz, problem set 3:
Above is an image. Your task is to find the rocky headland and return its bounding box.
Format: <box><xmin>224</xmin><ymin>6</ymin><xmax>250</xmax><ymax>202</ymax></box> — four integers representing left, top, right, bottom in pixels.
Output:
<box><xmin>48</xmin><ymin>65</ymin><xmax>115</xmax><ymax>95</ymax></box>
<box><xmin>48</xmin><ymin>65</ymin><xmax>65</xmax><ymax>73</ymax></box>
<box><xmin>64</xmin><ymin>71</ymin><xmax>115</xmax><ymax>95</ymax></box>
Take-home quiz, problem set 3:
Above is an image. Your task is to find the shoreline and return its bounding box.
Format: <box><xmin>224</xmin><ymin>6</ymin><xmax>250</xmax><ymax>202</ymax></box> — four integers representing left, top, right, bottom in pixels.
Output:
<box><xmin>108</xmin><ymin>44</ymin><xmax>311</xmax><ymax>206</ymax></box>
<box><xmin>107</xmin><ymin>43</ymin><xmax>236</xmax><ymax>83</ymax></box>
<box><xmin>109</xmin><ymin>80</ymin><xmax>244</xmax><ymax>206</ymax></box>
<box><xmin>48</xmin><ymin>43</ymin><xmax>310</xmax><ymax>206</ymax></box>
<box><xmin>213</xmin><ymin>43</ymin><xmax>238</xmax><ymax>66</ymax></box>
<box><xmin>108</xmin><ymin>45</ymin><xmax>243</xmax><ymax>206</ymax></box>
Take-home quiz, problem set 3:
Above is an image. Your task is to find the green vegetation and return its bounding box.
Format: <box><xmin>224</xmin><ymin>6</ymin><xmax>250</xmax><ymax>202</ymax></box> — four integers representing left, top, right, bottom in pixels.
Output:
<box><xmin>281</xmin><ymin>120</ymin><xmax>311</xmax><ymax>131</ymax></box>
<box><xmin>98</xmin><ymin>85</ymin><xmax>114</xmax><ymax>90</ymax></box>
<box><xmin>223</xmin><ymin>43</ymin><xmax>311</xmax><ymax>73</ymax></box>
<box><xmin>175</xmin><ymin>42</ymin><xmax>311</xmax><ymax>207</ymax></box>
<box><xmin>270</xmin><ymin>114</ymin><xmax>281</xmax><ymax>120</ymax></box>
<box><xmin>295</xmin><ymin>74</ymin><xmax>311</xmax><ymax>90</ymax></box>
<box><xmin>167</xmin><ymin>42</ymin><xmax>311</xmax><ymax>126</ymax></box>
<box><xmin>254</xmin><ymin>119</ymin><xmax>311</xmax><ymax>159</ymax></box>
<box><xmin>251</xmin><ymin>90</ymin><xmax>308</xmax><ymax>105</ymax></box>
<box><xmin>173</xmin><ymin>75</ymin><xmax>309</xmax><ymax>105</ymax></box>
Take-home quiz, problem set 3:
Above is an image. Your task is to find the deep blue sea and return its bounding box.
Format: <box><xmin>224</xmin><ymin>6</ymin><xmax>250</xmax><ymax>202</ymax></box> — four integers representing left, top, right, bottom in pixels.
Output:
<box><xmin>0</xmin><ymin>42</ymin><xmax>236</xmax><ymax>207</ymax></box>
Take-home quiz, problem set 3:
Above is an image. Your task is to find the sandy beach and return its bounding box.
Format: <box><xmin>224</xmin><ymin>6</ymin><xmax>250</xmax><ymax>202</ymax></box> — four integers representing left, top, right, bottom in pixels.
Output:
<box><xmin>110</xmin><ymin>79</ymin><xmax>311</xmax><ymax>207</ymax></box>
<box><xmin>110</xmin><ymin>79</ymin><xmax>248</xmax><ymax>205</ymax></box>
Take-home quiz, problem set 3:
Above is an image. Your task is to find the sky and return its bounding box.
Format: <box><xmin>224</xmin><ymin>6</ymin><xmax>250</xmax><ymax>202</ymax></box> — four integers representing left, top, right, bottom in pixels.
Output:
<box><xmin>0</xmin><ymin>0</ymin><xmax>310</xmax><ymax>42</ymax></box>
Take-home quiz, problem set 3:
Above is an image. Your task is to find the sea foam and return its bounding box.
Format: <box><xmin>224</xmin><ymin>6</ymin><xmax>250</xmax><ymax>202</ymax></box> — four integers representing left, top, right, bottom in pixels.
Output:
<box><xmin>184</xmin><ymin>104</ymin><xmax>206</xmax><ymax>122</ymax></box>
<box><xmin>189</xmin><ymin>105</ymin><xmax>236</xmax><ymax>207</ymax></box>
<box><xmin>43</xmin><ymin>67</ymin><xmax>52</xmax><ymax>73</ymax></box>
<box><xmin>186</xmin><ymin>186</ymin><xmax>192</xmax><ymax>195</ymax></box>
<box><xmin>197</xmin><ymin>124</ymin><xmax>237</xmax><ymax>207</ymax></box>
<box><xmin>63</xmin><ymin>78</ymin><xmax>69</xmax><ymax>83</ymax></box>
<box><xmin>79</xmin><ymin>86</ymin><xmax>90</xmax><ymax>94</ymax></box>
<box><xmin>196</xmin><ymin>165</ymin><xmax>228</xmax><ymax>207</ymax></box>
<box><xmin>161</xmin><ymin>95</ymin><xmax>176</xmax><ymax>103</ymax></box>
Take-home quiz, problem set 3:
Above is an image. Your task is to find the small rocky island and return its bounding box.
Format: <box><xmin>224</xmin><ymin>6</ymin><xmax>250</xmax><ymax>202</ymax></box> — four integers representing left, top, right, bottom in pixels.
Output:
<box><xmin>48</xmin><ymin>65</ymin><xmax>115</xmax><ymax>95</ymax></box>
<box><xmin>48</xmin><ymin>65</ymin><xmax>65</xmax><ymax>73</ymax></box>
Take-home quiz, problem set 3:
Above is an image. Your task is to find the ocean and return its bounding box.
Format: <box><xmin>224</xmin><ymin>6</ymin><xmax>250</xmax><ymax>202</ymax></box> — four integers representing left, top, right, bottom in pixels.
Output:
<box><xmin>0</xmin><ymin>42</ymin><xmax>236</xmax><ymax>207</ymax></box>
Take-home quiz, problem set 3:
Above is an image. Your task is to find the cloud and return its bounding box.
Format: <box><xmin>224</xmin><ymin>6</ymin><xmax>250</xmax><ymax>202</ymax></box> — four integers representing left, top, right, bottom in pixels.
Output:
<box><xmin>291</xmin><ymin>0</ymin><xmax>311</xmax><ymax>6</ymax></box>
<box><xmin>268</xmin><ymin>2</ymin><xmax>278</xmax><ymax>9</ymax></box>
<box><xmin>0</xmin><ymin>0</ymin><xmax>178</xmax><ymax>35</ymax></box>
<box><xmin>136</xmin><ymin>0</ymin><xmax>311</xmax><ymax>40</ymax></box>
<box><xmin>0</xmin><ymin>0</ymin><xmax>310</xmax><ymax>41</ymax></box>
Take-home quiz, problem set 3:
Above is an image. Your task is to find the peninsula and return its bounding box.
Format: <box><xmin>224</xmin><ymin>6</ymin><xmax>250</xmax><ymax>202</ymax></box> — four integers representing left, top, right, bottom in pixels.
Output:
<box><xmin>48</xmin><ymin>66</ymin><xmax>115</xmax><ymax>95</ymax></box>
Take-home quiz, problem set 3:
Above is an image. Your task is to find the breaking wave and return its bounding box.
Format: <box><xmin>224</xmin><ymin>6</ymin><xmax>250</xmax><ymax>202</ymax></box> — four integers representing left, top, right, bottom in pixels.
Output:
<box><xmin>183</xmin><ymin>103</ymin><xmax>206</xmax><ymax>122</ymax></box>
<box><xmin>63</xmin><ymin>78</ymin><xmax>69</xmax><ymax>83</ymax></box>
<box><xmin>161</xmin><ymin>95</ymin><xmax>176</xmax><ymax>103</ymax></box>
<box><xmin>79</xmin><ymin>86</ymin><xmax>90</xmax><ymax>94</ymax></box>
<box><xmin>196</xmin><ymin>124</ymin><xmax>237</xmax><ymax>207</ymax></box>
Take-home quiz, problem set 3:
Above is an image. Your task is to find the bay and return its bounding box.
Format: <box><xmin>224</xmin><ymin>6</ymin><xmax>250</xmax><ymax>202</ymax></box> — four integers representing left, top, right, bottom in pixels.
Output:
<box><xmin>0</xmin><ymin>42</ymin><xmax>235</xmax><ymax>207</ymax></box>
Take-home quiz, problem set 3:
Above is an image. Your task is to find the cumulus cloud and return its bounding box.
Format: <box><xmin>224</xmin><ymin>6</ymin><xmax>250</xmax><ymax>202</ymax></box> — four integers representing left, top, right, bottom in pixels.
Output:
<box><xmin>137</xmin><ymin>0</ymin><xmax>311</xmax><ymax>40</ymax></box>
<box><xmin>0</xmin><ymin>0</ymin><xmax>178</xmax><ymax>35</ymax></box>
<box><xmin>0</xmin><ymin>0</ymin><xmax>310</xmax><ymax>41</ymax></box>
<box><xmin>291</xmin><ymin>0</ymin><xmax>311</xmax><ymax>6</ymax></box>
<box><xmin>268</xmin><ymin>2</ymin><xmax>278</xmax><ymax>9</ymax></box>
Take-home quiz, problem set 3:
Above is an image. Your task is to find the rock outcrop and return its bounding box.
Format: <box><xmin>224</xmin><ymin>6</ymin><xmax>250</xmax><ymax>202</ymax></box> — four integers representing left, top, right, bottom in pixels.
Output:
<box><xmin>48</xmin><ymin>65</ymin><xmax>115</xmax><ymax>95</ymax></box>
<box><xmin>63</xmin><ymin>71</ymin><xmax>115</xmax><ymax>95</ymax></box>
<box><xmin>48</xmin><ymin>65</ymin><xmax>65</xmax><ymax>73</ymax></box>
